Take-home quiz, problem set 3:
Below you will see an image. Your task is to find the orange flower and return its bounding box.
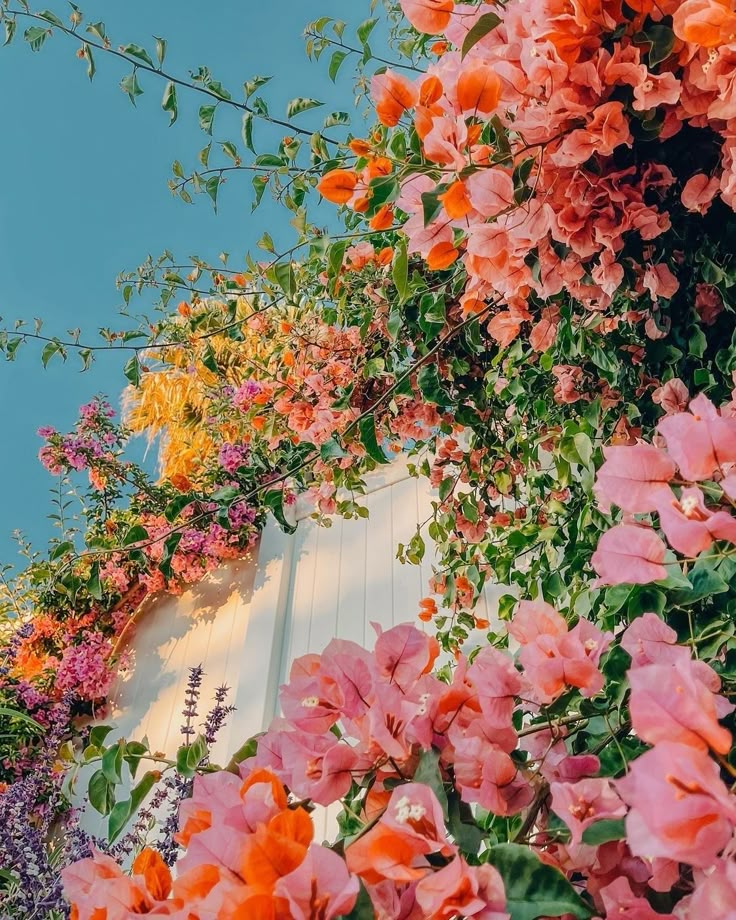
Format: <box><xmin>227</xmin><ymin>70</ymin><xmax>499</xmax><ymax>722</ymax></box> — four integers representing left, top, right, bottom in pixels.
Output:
<box><xmin>317</xmin><ymin>169</ymin><xmax>358</xmax><ymax>204</ymax></box>
<box><xmin>346</xmin><ymin>824</ymin><xmax>428</xmax><ymax>885</ymax></box>
<box><xmin>456</xmin><ymin>64</ymin><xmax>502</xmax><ymax>114</ymax></box>
<box><xmin>475</xmin><ymin>617</ymin><xmax>490</xmax><ymax>630</ymax></box>
<box><xmin>241</xmin><ymin>807</ymin><xmax>313</xmax><ymax>894</ymax></box>
<box><xmin>252</xmin><ymin>415</ymin><xmax>267</xmax><ymax>431</ymax></box>
<box><xmin>377</xmin><ymin>246</ymin><xmax>394</xmax><ymax>264</ymax></box>
<box><xmin>439</xmin><ymin>180</ymin><xmax>473</xmax><ymax>219</ymax></box>
<box><xmin>233</xmin><ymin>273</ymin><xmax>247</xmax><ymax>287</ymax></box>
<box><xmin>282</xmin><ymin>350</ymin><xmax>295</xmax><ymax>367</ymax></box>
<box><xmin>419</xmin><ymin>74</ymin><xmax>443</xmax><ymax>106</ymax></box>
<box><xmin>372</xmin><ymin>70</ymin><xmax>418</xmax><ymax>127</ymax></box>
<box><xmin>353</xmin><ymin>196</ymin><xmax>371</xmax><ymax>213</ymax></box>
<box><xmin>132</xmin><ymin>849</ymin><xmax>172</xmax><ymax>901</ymax></box>
<box><xmin>177</xmin><ymin>301</ymin><xmax>192</xmax><ymax>317</ymax></box>
<box><xmin>431</xmin><ymin>40</ymin><xmax>449</xmax><ymax>55</ymax></box>
<box><xmin>365</xmin><ymin>156</ymin><xmax>393</xmax><ymax>179</ymax></box>
<box><xmin>349</xmin><ymin>138</ymin><xmax>372</xmax><ymax>156</ymax></box>
<box><xmin>401</xmin><ymin>0</ymin><xmax>454</xmax><ymax>35</ymax></box>
<box><xmin>427</xmin><ymin>240</ymin><xmax>459</xmax><ymax>270</ymax></box>
<box><xmin>673</xmin><ymin>0</ymin><xmax>736</xmax><ymax>46</ymax></box>
<box><xmin>418</xmin><ymin>597</ymin><xmax>438</xmax><ymax>622</ymax></box>
<box><xmin>279</xmin><ymin>321</ymin><xmax>293</xmax><ymax>334</ymax></box>
<box><xmin>369</xmin><ymin>205</ymin><xmax>394</xmax><ymax>230</ymax></box>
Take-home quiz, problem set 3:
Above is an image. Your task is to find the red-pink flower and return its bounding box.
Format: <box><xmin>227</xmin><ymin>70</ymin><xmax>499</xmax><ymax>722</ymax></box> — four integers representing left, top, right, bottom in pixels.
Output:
<box><xmin>591</xmin><ymin>524</ymin><xmax>667</xmax><ymax>586</ymax></box>
<box><xmin>598</xmin><ymin>877</ymin><xmax>677</xmax><ymax>920</ymax></box>
<box><xmin>617</xmin><ymin>741</ymin><xmax>736</xmax><ymax>867</ymax></box>
<box><xmin>593</xmin><ymin>444</ymin><xmax>676</xmax><ymax>513</ymax></box>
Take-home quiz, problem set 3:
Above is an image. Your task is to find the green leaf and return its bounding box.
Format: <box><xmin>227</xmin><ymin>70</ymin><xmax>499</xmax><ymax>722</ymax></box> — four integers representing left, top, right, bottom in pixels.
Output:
<box><xmin>199</xmin><ymin>104</ymin><xmax>216</xmax><ymax>135</ymax></box>
<box><xmin>263</xmin><ymin>489</ymin><xmax>297</xmax><ymax>534</ymax></box>
<box><xmin>88</xmin><ymin>769</ymin><xmax>115</xmax><ymax>816</ymax></box>
<box><xmin>581</xmin><ymin>818</ymin><xmax>626</xmax><ymax>846</ymax></box>
<box><xmin>186</xmin><ymin>734</ymin><xmax>208</xmax><ymax>772</ymax></box>
<box><xmin>0</xmin><ymin>706</ymin><xmax>43</xmax><ymax>732</ymax></box>
<box><xmin>241</xmin><ymin>112</ymin><xmax>255</xmax><ymax>152</ymax></box>
<box><xmin>573</xmin><ymin>432</ymin><xmax>593</xmax><ymax>467</ymax></box>
<box><xmin>4</xmin><ymin>19</ymin><xmax>17</xmax><ymax>45</ymax></box>
<box><xmin>41</xmin><ymin>340</ymin><xmax>63</xmax><ymax>367</ymax></box>
<box><xmin>87</xmin><ymin>561</ymin><xmax>103</xmax><ymax>600</ymax></box>
<box><xmin>108</xmin><ymin>770</ymin><xmax>157</xmax><ymax>842</ymax></box>
<box><xmin>123</xmin><ymin>523</ymin><xmax>149</xmax><ymax>545</ymax></box>
<box><xmin>161</xmin><ymin>81</ymin><xmax>177</xmax><ymax>124</ymax></box>
<box><xmin>356</xmin><ymin>18</ymin><xmax>377</xmax><ymax>45</ymax></box>
<box><xmin>89</xmin><ymin>725</ymin><xmax>114</xmax><ymax>748</ymax></box>
<box><xmin>159</xmin><ymin>531</ymin><xmax>183</xmax><ymax>578</ymax></box>
<box><xmin>272</xmin><ymin>262</ymin><xmax>296</xmax><ymax>298</ymax></box>
<box><xmin>50</xmin><ymin>540</ymin><xmax>75</xmax><ymax>560</ymax></box>
<box><xmin>163</xmin><ymin>496</ymin><xmax>195</xmax><ymax>523</ymax></box>
<box><xmin>417</xmin><ymin>363</ymin><xmax>448</xmax><ymax>406</ymax></box>
<box><xmin>154</xmin><ymin>36</ymin><xmax>167</xmax><ymax>67</ymax></box>
<box><xmin>120</xmin><ymin>70</ymin><xmax>144</xmax><ymax>104</ymax></box>
<box><xmin>421</xmin><ymin>190</ymin><xmax>442</xmax><ymax>227</ymax></box>
<box><xmin>121</xmin><ymin>43</ymin><xmax>154</xmax><ymax>67</ymax></box>
<box><xmin>489</xmin><ymin>844</ymin><xmax>592</xmax><ymax>920</ymax></box>
<box><xmin>643</xmin><ymin>23</ymin><xmax>675</xmax><ymax>66</ymax></box>
<box><xmin>392</xmin><ymin>237</ymin><xmax>409</xmax><ymax>304</ymax></box>
<box><xmin>358</xmin><ymin>414</ymin><xmax>389</xmax><ymax>465</ymax></box>
<box><xmin>320</xmin><ymin>437</ymin><xmax>345</xmax><ymax>461</ymax></box>
<box><xmin>672</xmin><ymin>559</ymin><xmax>729</xmax><ymax>605</ymax></box>
<box><xmin>328</xmin><ymin>49</ymin><xmax>348</xmax><ymax>82</ymax></box>
<box><xmin>24</xmin><ymin>25</ymin><xmax>50</xmax><ymax>52</ymax></box>
<box><xmin>107</xmin><ymin>799</ymin><xmax>132</xmax><ymax>842</ymax></box>
<box><xmin>413</xmin><ymin>748</ymin><xmax>448</xmax><ymax>819</ymax></box>
<box><xmin>123</xmin><ymin>355</ymin><xmax>141</xmax><ymax>386</ymax></box>
<box><xmin>462</xmin><ymin>12</ymin><xmax>501</xmax><ymax>58</ymax></box>
<box><xmin>37</xmin><ymin>10</ymin><xmax>64</xmax><ymax>27</ymax></box>
<box><xmin>102</xmin><ymin>740</ymin><xmax>124</xmax><ymax>783</ymax></box>
<box><xmin>286</xmin><ymin>97</ymin><xmax>323</xmax><ymax>118</ymax></box>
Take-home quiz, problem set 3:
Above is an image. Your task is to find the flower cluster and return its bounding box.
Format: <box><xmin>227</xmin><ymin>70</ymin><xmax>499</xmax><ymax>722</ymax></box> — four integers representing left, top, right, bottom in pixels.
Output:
<box><xmin>592</xmin><ymin>386</ymin><xmax>736</xmax><ymax>585</ymax></box>
<box><xmin>321</xmin><ymin>0</ymin><xmax>736</xmax><ymax>353</ymax></box>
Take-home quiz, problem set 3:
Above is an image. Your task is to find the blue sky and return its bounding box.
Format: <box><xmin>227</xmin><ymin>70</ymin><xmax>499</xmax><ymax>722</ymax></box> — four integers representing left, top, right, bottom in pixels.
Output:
<box><xmin>0</xmin><ymin>0</ymin><xmax>375</xmax><ymax>564</ymax></box>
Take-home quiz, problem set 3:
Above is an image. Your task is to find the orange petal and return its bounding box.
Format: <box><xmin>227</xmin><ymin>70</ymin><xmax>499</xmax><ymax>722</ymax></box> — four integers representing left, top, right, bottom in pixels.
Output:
<box><xmin>317</xmin><ymin>169</ymin><xmax>358</xmax><ymax>204</ymax></box>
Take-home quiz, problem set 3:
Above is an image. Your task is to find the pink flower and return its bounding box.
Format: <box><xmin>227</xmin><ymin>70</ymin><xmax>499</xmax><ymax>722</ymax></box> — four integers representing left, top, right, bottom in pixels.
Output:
<box><xmin>373</xmin><ymin>622</ymin><xmax>440</xmax><ymax>692</ymax></box>
<box><xmin>632</xmin><ymin>71</ymin><xmax>681</xmax><ymax>111</ymax></box>
<box><xmin>628</xmin><ymin>656</ymin><xmax>733</xmax><ymax>755</ymax></box>
<box><xmin>657</xmin><ymin>394</ymin><xmax>736</xmax><ymax>481</ymax></box>
<box><xmin>683</xmin><ymin>859</ymin><xmax>736</xmax><ymax>916</ymax></box>
<box><xmin>550</xmin><ymin>778</ymin><xmax>627</xmax><ymax>847</ymax></box>
<box><xmin>591</xmin><ymin>524</ymin><xmax>667</xmax><ymax>586</ymax></box>
<box><xmin>414</xmin><ymin>858</ymin><xmax>509</xmax><ymax>920</ymax></box>
<box><xmin>598</xmin><ymin>877</ymin><xmax>677</xmax><ymax>920</ymax></box>
<box><xmin>695</xmin><ymin>282</ymin><xmax>724</xmax><ymax>325</ymax></box>
<box><xmin>509</xmin><ymin>602</ymin><xmax>612</xmax><ymax>703</ymax></box>
<box><xmin>643</xmin><ymin>263</ymin><xmax>680</xmax><ymax>301</ymax></box>
<box><xmin>651</xmin><ymin>378</ymin><xmax>689</xmax><ymax>414</ymax></box>
<box><xmin>620</xmin><ymin>612</ymin><xmax>687</xmax><ymax>668</ymax></box>
<box><xmin>682</xmin><ymin>173</ymin><xmax>721</xmax><ymax>214</ymax></box>
<box><xmin>273</xmin><ymin>845</ymin><xmax>359</xmax><ymax>920</ymax></box>
<box><xmin>593</xmin><ymin>444</ymin><xmax>676</xmax><ymax>513</ymax></box>
<box><xmin>655</xmin><ymin>486</ymin><xmax>736</xmax><ymax>556</ymax></box>
<box><xmin>466</xmin><ymin>168</ymin><xmax>515</xmax><ymax>218</ymax></box>
<box><xmin>617</xmin><ymin>741</ymin><xmax>736</xmax><ymax>867</ymax></box>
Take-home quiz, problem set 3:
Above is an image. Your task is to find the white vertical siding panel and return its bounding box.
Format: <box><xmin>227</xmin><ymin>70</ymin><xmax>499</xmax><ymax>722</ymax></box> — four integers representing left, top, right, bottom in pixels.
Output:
<box><xmin>390</xmin><ymin>477</ymin><xmax>424</xmax><ymax>626</ymax></box>
<box><xmin>307</xmin><ymin>516</ymin><xmax>344</xmax><ymax>655</ymax></box>
<box><xmin>363</xmin><ymin>483</ymin><xmax>394</xmax><ymax>646</ymax></box>
<box><xmin>337</xmin><ymin>511</ymin><xmax>368</xmax><ymax>647</ymax></box>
